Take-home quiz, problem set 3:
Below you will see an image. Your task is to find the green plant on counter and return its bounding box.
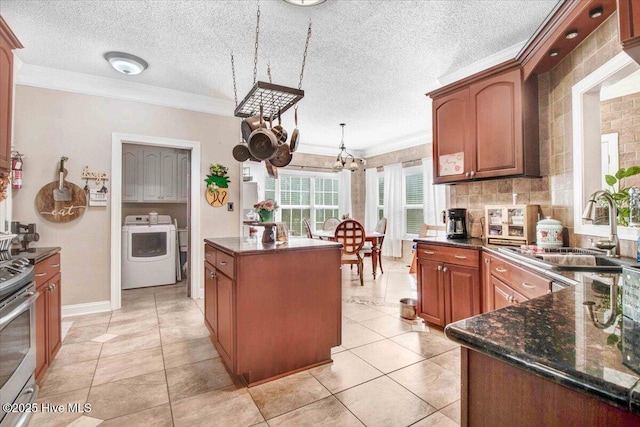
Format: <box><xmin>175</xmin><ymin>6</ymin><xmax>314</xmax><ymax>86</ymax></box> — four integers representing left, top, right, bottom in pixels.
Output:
<box><xmin>605</xmin><ymin>165</ymin><xmax>640</xmax><ymax>226</ymax></box>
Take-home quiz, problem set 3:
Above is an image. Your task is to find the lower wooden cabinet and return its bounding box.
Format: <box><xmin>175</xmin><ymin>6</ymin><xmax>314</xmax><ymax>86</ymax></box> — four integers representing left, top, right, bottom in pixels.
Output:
<box><xmin>417</xmin><ymin>244</ymin><xmax>481</xmax><ymax>327</ymax></box>
<box><xmin>35</xmin><ymin>253</ymin><xmax>62</xmax><ymax>383</ymax></box>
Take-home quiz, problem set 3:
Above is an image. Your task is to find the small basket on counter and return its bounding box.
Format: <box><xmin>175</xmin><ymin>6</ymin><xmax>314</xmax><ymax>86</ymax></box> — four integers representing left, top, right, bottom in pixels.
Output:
<box><xmin>0</xmin><ymin>233</ymin><xmax>16</xmax><ymax>252</ymax></box>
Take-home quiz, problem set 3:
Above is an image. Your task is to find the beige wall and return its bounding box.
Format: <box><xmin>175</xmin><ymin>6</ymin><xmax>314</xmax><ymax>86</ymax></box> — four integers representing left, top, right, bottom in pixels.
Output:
<box><xmin>12</xmin><ymin>86</ymin><xmax>240</xmax><ymax>306</ymax></box>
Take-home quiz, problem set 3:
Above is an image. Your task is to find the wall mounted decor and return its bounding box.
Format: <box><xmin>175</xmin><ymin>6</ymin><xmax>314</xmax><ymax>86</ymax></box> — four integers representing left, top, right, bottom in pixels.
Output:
<box><xmin>205</xmin><ymin>163</ymin><xmax>230</xmax><ymax>207</ymax></box>
<box><xmin>35</xmin><ymin>157</ymin><xmax>86</xmax><ymax>222</ymax></box>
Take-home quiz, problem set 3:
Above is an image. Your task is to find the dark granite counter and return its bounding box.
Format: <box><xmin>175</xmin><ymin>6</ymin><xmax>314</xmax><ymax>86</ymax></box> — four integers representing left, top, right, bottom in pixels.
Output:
<box><xmin>445</xmin><ymin>272</ymin><xmax>640</xmax><ymax>413</ymax></box>
<box><xmin>205</xmin><ymin>237</ymin><xmax>341</xmax><ymax>256</ymax></box>
<box><xmin>10</xmin><ymin>246</ymin><xmax>60</xmax><ymax>264</ymax></box>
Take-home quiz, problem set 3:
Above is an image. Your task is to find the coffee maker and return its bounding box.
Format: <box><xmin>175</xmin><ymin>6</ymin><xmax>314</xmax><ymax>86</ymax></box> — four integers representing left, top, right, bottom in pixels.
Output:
<box><xmin>443</xmin><ymin>208</ymin><xmax>468</xmax><ymax>239</ymax></box>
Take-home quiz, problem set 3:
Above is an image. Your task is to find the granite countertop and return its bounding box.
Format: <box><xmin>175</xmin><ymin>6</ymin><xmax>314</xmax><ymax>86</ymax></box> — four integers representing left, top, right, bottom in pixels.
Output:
<box><xmin>205</xmin><ymin>237</ymin><xmax>342</xmax><ymax>256</ymax></box>
<box><xmin>445</xmin><ymin>273</ymin><xmax>640</xmax><ymax>413</ymax></box>
<box><xmin>10</xmin><ymin>246</ymin><xmax>60</xmax><ymax>264</ymax></box>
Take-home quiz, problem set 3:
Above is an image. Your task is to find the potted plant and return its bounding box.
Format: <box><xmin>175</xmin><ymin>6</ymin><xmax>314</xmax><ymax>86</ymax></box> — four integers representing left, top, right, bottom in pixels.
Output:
<box><xmin>254</xmin><ymin>199</ymin><xmax>279</xmax><ymax>223</ymax></box>
<box><xmin>604</xmin><ymin>166</ymin><xmax>640</xmax><ymax>226</ymax></box>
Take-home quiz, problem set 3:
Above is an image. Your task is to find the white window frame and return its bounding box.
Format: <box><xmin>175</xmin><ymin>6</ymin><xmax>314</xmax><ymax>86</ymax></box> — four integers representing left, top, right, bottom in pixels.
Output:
<box><xmin>403</xmin><ymin>165</ymin><xmax>424</xmax><ymax>239</ymax></box>
<box><xmin>377</xmin><ymin>172</ymin><xmax>384</xmax><ymax>221</ymax></box>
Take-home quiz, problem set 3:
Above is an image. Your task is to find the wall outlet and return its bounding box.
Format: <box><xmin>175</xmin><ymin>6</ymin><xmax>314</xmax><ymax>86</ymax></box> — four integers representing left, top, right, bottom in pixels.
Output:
<box><xmin>228</xmin><ymin>202</ymin><xmax>234</xmax><ymax>211</ymax></box>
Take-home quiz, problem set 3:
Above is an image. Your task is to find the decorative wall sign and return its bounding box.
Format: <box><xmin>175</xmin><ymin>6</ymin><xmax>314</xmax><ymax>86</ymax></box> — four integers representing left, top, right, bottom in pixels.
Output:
<box><xmin>35</xmin><ymin>181</ymin><xmax>87</xmax><ymax>222</ymax></box>
<box><xmin>205</xmin><ymin>163</ymin><xmax>230</xmax><ymax>208</ymax></box>
<box><xmin>439</xmin><ymin>152</ymin><xmax>464</xmax><ymax>176</ymax></box>
<box><xmin>206</xmin><ymin>189</ymin><xmax>229</xmax><ymax>207</ymax></box>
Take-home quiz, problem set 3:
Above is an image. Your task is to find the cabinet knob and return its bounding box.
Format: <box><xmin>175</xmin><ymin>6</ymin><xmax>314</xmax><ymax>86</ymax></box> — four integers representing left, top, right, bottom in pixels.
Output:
<box><xmin>469</xmin><ymin>170</ymin><xmax>475</xmax><ymax>177</ymax></box>
<box><xmin>442</xmin><ymin>266</ymin><xmax>448</xmax><ymax>272</ymax></box>
<box><xmin>484</xmin><ymin>258</ymin><xmax>490</xmax><ymax>264</ymax></box>
<box><xmin>521</xmin><ymin>282</ymin><xmax>535</xmax><ymax>289</ymax></box>
<box><xmin>495</xmin><ymin>267</ymin><xmax>508</xmax><ymax>273</ymax></box>
<box><xmin>210</xmin><ymin>271</ymin><xmax>216</xmax><ymax>279</ymax></box>
<box><xmin>219</xmin><ymin>261</ymin><xmax>227</xmax><ymax>266</ymax></box>
<box><xmin>465</xmin><ymin>172</ymin><xmax>470</xmax><ymax>177</ymax></box>
<box><xmin>437</xmin><ymin>265</ymin><xmax>442</xmax><ymax>271</ymax></box>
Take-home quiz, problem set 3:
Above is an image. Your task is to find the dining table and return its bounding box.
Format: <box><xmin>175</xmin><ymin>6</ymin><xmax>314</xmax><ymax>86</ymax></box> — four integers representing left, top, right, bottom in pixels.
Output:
<box><xmin>312</xmin><ymin>229</ymin><xmax>385</xmax><ymax>279</ymax></box>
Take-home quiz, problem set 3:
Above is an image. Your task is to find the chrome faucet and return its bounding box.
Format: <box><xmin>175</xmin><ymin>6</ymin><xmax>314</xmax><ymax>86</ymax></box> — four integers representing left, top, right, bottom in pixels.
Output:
<box><xmin>581</xmin><ymin>190</ymin><xmax>618</xmax><ymax>257</ymax></box>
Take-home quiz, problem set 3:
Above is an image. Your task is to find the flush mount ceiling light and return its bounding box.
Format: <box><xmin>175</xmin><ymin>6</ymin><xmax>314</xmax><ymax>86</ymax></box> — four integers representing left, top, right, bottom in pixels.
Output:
<box><xmin>104</xmin><ymin>51</ymin><xmax>148</xmax><ymax>75</ymax></box>
<box><xmin>283</xmin><ymin>0</ymin><xmax>327</xmax><ymax>6</ymax></box>
<box><xmin>549</xmin><ymin>49</ymin><xmax>559</xmax><ymax>57</ymax></box>
<box><xmin>565</xmin><ymin>30</ymin><xmax>579</xmax><ymax>40</ymax></box>
<box><xmin>589</xmin><ymin>7</ymin><xmax>603</xmax><ymax>19</ymax></box>
<box><xmin>333</xmin><ymin>124</ymin><xmax>361</xmax><ymax>172</ymax></box>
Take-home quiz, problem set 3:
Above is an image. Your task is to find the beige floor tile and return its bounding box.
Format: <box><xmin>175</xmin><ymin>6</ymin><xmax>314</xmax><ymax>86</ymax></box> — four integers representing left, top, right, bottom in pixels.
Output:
<box><xmin>172</xmin><ymin>384</ymin><xmax>264</xmax><ymax>427</ymax></box>
<box><xmin>195</xmin><ymin>298</ymin><xmax>205</xmax><ymax>312</ymax></box>
<box><xmin>160</xmin><ymin>322</ymin><xmax>210</xmax><ymax>345</ymax></box>
<box><xmin>63</xmin><ymin>324</ymin><xmax>108</xmax><ymax>344</ymax></box>
<box><xmin>86</xmin><ymin>371</ymin><xmax>169</xmax><ymax>420</ymax></box>
<box><xmin>440</xmin><ymin>400</ymin><xmax>461</xmax><ymax>424</ymax></box>
<box><xmin>63</xmin><ymin>312</ymin><xmax>111</xmax><ymax>328</ymax></box>
<box><xmin>107</xmin><ymin>316</ymin><xmax>159</xmax><ymax>335</ymax></box>
<box><xmin>359</xmin><ymin>315</ymin><xmax>413</xmax><ymax>337</ymax></box>
<box><xmin>336</xmin><ymin>376</ymin><xmax>435</xmax><ymax>426</ymax></box>
<box><xmin>92</xmin><ymin>347</ymin><xmax>164</xmax><ymax>386</ymax></box>
<box><xmin>162</xmin><ymin>336</ymin><xmax>218</xmax><ymax>369</ymax></box>
<box><xmin>28</xmin><ymin>387</ymin><xmax>89</xmax><ymax>427</ymax></box>
<box><xmin>429</xmin><ymin>348</ymin><xmax>461</xmax><ymax>375</ymax></box>
<box><xmin>388</xmin><ymin>360</ymin><xmax>460</xmax><ymax>410</ymax></box>
<box><xmin>98</xmin><ymin>404</ymin><xmax>172</xmax><ymax>427</ymax></box>
<box><xmin>390</xmin><ymin>331</ymin><xmax>459</xmax><ymax>358</ymax></box>
<box><xmin>411</xmin><ymin>411</ymin><xmax>459</xmax><ymax>427</ymax></box>
<box><xmin>165</xmin><ymin>357</ymin><xmax>236</xmax><ymax>401</ymax></box>
<box><xmin>156</xmin><ymin>299</ymin><xmax>200</xmax><ymax>315</ymax></box>
<box><xmin>119</xmin><ymin>298</ymin><xmax>157</xmax><ymax>311</ymax></box>
<box><xmin>50</xmin><ymin>341</ymin><xmax>102</xmax><ymax>367</ymax></box>
<box><xmin>342</xmin><ymin>303</ymin><xmax>388</xmax><ymax>322</ymax></box>
<box><xmin>157</xmin><ymin>309</ymin><xmax>204</xmax><ymax>326</ymax></box>
<box><xmin>39</xmin><ymin>359</ymin><xmax>97</xmax><ymax>397</ymax></box>
<box><xmin>248</xmin><ymin>371</ymin><xmax>331</xmax><ymax>420</ymax></box>
<box><xmin>309</xmin><ymin>351</ymin><xmax>382</xmax><ymax>394</ymax></box>
<box><xmin>340</xmin><ymin>323</ymin><xmax>385</xmax><ymax>349</ymax></box>
<box><xmin>268</xmin><ymin>396</ymin><xmax>364</xmax><ymax>427</ymax></box>
<box><xmin>109</xmin><ymin>307</ymin><xmax>157</xmax><ymax>323</ymax></box>
<box><xmin>331</xmin><ymin>345</ymin><xmax>348</xmax><ymax>354</ymax></box>
<box><xmin>99</xmin><ymin>326</ymin><xmax>160</xmax><ymax>358</ymax></box>
<box><xmin>350</xmin><ymin>339</ymin><xmax>424</xmax><ymax>373</ymax></box>
<box><xmin>65</xmin><ymin>416</ymin><xmax>103</xmax><ymax>427</ymax></box>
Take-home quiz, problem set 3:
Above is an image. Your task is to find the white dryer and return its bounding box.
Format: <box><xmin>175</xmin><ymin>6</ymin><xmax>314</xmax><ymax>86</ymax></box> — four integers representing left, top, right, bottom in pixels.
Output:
<box><xmin>121</xmin><ymin>215</ymin><xmax>176</xmax><ymax>289</ymax></box>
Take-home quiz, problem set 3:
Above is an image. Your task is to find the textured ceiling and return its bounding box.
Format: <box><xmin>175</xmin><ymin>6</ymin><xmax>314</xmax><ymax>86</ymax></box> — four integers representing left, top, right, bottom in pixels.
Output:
<box><xmin>1</xmin><ymin>0</ymin><xmax>559</xmax><ymax>155</ymax></box>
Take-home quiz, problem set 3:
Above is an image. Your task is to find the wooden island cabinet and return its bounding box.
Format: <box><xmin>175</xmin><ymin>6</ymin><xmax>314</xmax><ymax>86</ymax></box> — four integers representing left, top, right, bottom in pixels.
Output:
<box><xmin>204</xmin><ymin>237</ymin><xmax>342</xmax><ymax>386</ymax></box>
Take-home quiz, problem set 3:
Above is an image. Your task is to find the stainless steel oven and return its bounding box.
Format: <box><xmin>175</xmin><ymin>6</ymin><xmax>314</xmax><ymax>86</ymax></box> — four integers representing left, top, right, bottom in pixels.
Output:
<box><xmin>0</xmin><ymin>259</ymin><xmax>38</xmax><ymax>427</ymax></box>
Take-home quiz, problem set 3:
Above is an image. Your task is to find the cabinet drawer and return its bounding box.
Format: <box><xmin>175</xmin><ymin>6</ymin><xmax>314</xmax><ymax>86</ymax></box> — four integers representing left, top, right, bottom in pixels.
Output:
<box><xmin>416</xmin><ymin>244</ymin><xmax>479</xmax><ymax>268</ymax></box>
<box><xmin>489</xmin><ymin>256</ymin><xmax>550</xmax><ymax>299</ymax></box>
<box><xmin>35</xmin><ymin>253</ymin><xmax>61</xmax><ymax>287</ymax></box>
<box><xmin>205</xmin><ymin>245</ymin><xmax>216</xmax><ymax>266</ymax></box>
<box><xmin>215</xmin><ymin>250</ymin><xmax>235</xmax><ymax>279</ymax></box>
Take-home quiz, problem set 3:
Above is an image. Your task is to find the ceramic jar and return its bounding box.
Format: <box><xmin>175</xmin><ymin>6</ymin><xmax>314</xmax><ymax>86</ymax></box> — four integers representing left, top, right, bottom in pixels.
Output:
<box><xmin>536</xmin><ymin>217</ymin><xmax>563</xmax><ymax>248</ymax></box>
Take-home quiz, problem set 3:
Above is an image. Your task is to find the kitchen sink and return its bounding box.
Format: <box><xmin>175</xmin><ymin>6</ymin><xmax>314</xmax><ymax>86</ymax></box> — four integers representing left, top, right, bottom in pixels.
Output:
<box><xmin>497</xmin><ymin>247</ymin><xmax>640</xmax><ymax>272</ymax></box>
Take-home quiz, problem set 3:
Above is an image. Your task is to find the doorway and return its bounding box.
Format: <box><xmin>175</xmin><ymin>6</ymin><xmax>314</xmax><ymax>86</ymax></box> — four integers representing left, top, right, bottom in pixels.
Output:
<box><xmin>110</xmin><ymin>133</ymin><xmax>202</xmax><ymax>310</ymax></box>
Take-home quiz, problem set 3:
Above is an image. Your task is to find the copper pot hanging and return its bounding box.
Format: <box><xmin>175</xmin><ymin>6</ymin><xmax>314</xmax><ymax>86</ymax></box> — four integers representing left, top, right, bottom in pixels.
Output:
<box><xmin>248</xmin><ymin>107</ymin><xmax>278</xmax><ymax>160</ymax></box>
<box><xmin>289</xmin><ymin>106</ymin><xmax>300</xmax><ymax>153</ymax></box>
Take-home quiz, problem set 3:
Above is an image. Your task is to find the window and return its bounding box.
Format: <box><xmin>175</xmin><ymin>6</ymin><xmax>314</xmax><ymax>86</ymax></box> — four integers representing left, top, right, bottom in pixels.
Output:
<box><xmin>404</xmin><ymin>167</ymin><xmax>424</xmax><ymax>236</ymax></box>
<box><xmin>377</xmin><ymin>176</ymin><xmax>384</xmax><ymax>220</ymax></box>
<box><xmin>264</xmin><ymin>172</ymin><xmax>339</xmax><ymax>236</ymax></box>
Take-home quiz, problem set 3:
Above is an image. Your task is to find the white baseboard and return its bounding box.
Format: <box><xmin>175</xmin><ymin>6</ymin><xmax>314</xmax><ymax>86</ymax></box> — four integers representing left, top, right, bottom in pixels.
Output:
<box><xmin>62</xmin><ymin>300</ymin><xmax>112</xmax><ymax>317</ymax></box>
<box><xmin>198</xmin><ymin>287</ymin><xmax>204</xmax><ymax>299</ymax></box>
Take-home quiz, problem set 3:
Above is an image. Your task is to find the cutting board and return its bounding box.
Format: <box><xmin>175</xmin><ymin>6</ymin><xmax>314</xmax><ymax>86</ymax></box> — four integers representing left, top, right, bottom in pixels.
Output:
<box><xmin>35</xmin><ymin>180</ymin><xmax>87</xmax><ymax>222</ymax></box>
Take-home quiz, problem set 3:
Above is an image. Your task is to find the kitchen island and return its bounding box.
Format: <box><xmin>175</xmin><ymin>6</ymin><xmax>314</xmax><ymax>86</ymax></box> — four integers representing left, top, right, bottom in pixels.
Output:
<box><xmin>445</xmin><ymin>275</ymin><xmax>640</xmax><ymax>426</ymax></box>
<box><xmin>203</xmin><ymin>237</ymin><xmax>342</xmax><ymax>386</ymax></box>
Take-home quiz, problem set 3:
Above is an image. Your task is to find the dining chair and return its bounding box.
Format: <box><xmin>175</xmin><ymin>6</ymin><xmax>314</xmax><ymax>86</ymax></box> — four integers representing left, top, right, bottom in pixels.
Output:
<box><xmin>322</xmin><ymin>217</ymin><xmax>341</xmax><ymax>231</ymax></box>
<box><xmin>334</xmin><ymin>219</ymin><xmax>366</xmax><ymax>286</ymax></box>
<box><xmin>360</xmin><ymin>217</ymin><xmax>387</xmax><ymax>276</ymax></box>
<box><xmin>302</xmin><ymin>218</ymin><xmax>313</xmax><ymax>238</ymax></box>
<box><xmin>409</xmin><ymin>223</ymin><xmax>446</xmax><ymax>273</ymax></box>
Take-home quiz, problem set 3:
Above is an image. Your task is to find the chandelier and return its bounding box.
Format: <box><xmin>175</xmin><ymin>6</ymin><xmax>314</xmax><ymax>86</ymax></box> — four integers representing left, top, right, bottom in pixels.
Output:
<box><xmin>333</xmin><ymin>124</ymin><xmax>361</xmax><ymax>172</ymax></box>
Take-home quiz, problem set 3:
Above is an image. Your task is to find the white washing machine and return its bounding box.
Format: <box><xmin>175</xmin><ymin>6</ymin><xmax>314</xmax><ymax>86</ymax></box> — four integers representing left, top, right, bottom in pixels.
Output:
<box><xmin>122</xmin><ymin>215</ymin><xmax>176</xmax><ymax>289</ymax></box>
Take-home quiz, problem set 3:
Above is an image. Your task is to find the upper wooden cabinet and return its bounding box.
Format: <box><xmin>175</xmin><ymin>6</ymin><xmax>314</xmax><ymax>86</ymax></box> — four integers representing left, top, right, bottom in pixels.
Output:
<box><xmin>0</xmin><ymin>17</ymin><xmax>23</xmax><ymax>172</ymax></box>
<box><xmin>429</xmin><ymin>62</ymin><xmax>539</xmax><ymax>184</ymax></box>
<box><xmin>618</xmin><ymin>0</ymin><xmax>640</xmax><ymax>63</ymax></box>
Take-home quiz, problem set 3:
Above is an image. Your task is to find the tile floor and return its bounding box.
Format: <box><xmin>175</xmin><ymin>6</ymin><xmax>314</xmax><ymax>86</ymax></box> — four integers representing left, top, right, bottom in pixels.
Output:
<box><xmin>31</xmin><ymin>258</ymin><xmax>461</xmax><ymax>427</ymax></box>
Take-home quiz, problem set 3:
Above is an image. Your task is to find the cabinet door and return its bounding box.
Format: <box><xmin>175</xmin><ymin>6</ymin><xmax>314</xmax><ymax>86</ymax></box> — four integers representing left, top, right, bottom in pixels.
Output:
<box><xmin>470</xmin><ymin>68</ymin><xmax>523</xmax><ymax>179</ymax></box>
<box><xmin>618</xmin><ymin>0</ymin><xmax>640</xmax><ymax>63</ymax></box>
<box><xmin>47</xmin><ymin>273</ymin><xmax>62</xmax><ymax>360</ymax></box>
<box><xmin>445</xmin><ymin>264</ymin><xmax>481</xmax><ymax>324</ymax></box>
<box><xmin>35</xmin><ymin>284</ymin><xmax>48</xmax><ymax>382</ymax></box>
<box><xmin>159</xmin><ymin>150</ymin><xmax>177</xmax><ymax>201</ymax></box>
<box><xmin>482</xmin><ymin>253</ymin><xmax>493</xmax><ymax>312</ymax></box>
<box><xmin>177</xmin><ymin>151</ymin><xmax>189</xmax><ymax>202</ymax></box>
<box><xmin>142</xmin><ymin>149</ymin><xmax>161</xmax><ymax>201</ymax></box>
<box><xmin>122</xmin><ymin>147</ymin><xmax>140</xmax><ymax>202</ymax></box>
<box><xmin>0</xmin><ymin>34</ymin><xmax>12</xmax><ymax>171</ymax></box>
<box><xmin>216</xmin><ymin>272</ymin><xmax>235</xmax><ymax>366</ymax></box>
<box><xmin>417</xmin><ymin>258</ymin><xmax>446</xmax><ymax>327</ymax></box>
<box><xmin>204</xmin><ymin>263</ymin><xmax>217</xmax><ymax>338</ymax></box>
<box><xmin>432</xmin><ymin>88</ymin><xmax>472</xmax><ymax>183</ymax></box>
<box><xmin>491</xmin><ymin>275</ymin><xmax>527</xmax><ymax>310</ymax></box>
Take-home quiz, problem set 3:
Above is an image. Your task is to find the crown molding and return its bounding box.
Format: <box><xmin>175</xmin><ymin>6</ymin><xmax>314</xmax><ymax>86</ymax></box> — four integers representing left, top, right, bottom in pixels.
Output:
<box><xmin>436</xmin><ymin>41</ymin><xmax>527</xmax><ymax>87</ymax></box>
<box><xmin>361</xmin><ymin>130</ymin><xmax>430</xmax><ymax>158</ymax></box>
<box><xmin>15</xmin><ymin>64</ymin><xmax>236</xmax><ymax>116</ymax></box>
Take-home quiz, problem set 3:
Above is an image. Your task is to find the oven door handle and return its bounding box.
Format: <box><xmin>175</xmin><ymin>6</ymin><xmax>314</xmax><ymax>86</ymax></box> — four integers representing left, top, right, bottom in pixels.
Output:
<box><xmin>12</xmin><ymin>383</ymin><xmax>39</xmax><ymax>427</ymax></box>
<box><xmin>0</xmin><ymin>291</ymin><xmax>39</xmax><ymax>329</ymax></box>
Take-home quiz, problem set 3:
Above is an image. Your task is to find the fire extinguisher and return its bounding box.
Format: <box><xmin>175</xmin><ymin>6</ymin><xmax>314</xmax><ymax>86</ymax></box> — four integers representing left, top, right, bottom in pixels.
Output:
<box><xmin>11</xmin><ymin>153</ymin><xmax>23</xmax><ymax>190</ymax></box>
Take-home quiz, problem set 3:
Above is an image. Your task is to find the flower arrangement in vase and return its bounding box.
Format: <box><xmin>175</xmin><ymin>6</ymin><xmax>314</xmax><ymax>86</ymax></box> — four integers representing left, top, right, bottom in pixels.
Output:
<box><xmin>254</xmin><ymin>199</ymin><xmax>279</xmax><ymax>223</ymax></box>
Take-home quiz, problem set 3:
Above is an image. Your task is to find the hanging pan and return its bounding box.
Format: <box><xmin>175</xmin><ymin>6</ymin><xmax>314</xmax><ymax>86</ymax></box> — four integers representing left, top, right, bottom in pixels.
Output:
<box><xmin>269</xmin><ymin>143</ymin><xmax>293</xmax><ymax>167</ymax></box>
<box><xmin>272</xmin><ymin>110</ymin><xmax>288</xmax><ymax>144</ymax></box>
<box><xmin>248</xmin><ymin>106</ymin><xmax>278</xmax><ymax>160</ymax></box>
<box><xmin>289</xmin><ymin>105</ymin><xmax>300</xmax><ymax>153</ymax></box>
<box><xmin>241</xmin><ymin>115</ymin><xmax>261</xmax><ymax>143</ymax></box>
<box><xmin>232</xmin><ymin>142</ymin><xmax>250</xmax><ymax>162</ymax></box>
